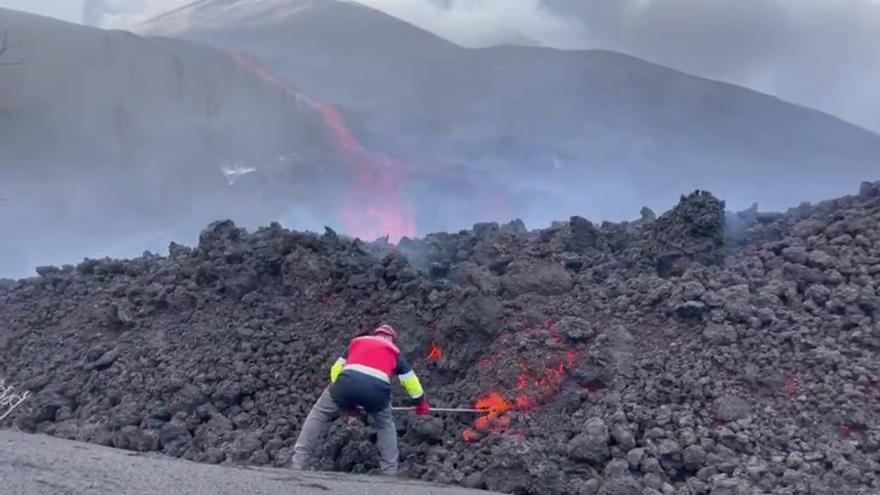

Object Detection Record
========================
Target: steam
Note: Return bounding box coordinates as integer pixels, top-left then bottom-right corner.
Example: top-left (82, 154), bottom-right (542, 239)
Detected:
top-left (359, 0), bottom-right (880, 132)
top-left (82, 0), bottom-right (187, 28)
top-left (80, 0), bottom-right (584, 47)
top-left (350, 0), bottom-right (587, 48)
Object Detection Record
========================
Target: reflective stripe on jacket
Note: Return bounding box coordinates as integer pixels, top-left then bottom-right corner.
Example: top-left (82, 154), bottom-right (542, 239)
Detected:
top-left (329, 335), bottom-right (425, 401)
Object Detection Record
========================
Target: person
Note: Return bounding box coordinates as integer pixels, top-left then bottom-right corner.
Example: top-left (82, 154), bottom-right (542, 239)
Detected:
top-left (290, 324), bottom-right (431, 475)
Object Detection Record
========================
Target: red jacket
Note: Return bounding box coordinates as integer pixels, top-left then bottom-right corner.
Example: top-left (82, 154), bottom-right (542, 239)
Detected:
top-left (329, 335), bottom-right (425, 401)
top-left (344, 336), bottom-right (400, 381)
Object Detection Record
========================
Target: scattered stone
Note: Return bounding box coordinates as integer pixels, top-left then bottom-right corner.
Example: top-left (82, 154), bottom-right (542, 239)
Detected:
top-left (682, 445), bottom-right (708, 471)
top-left (557, 316), bottom-right (596, 343)
top-left (502, 260), bottom-right (573, 296)
top-left (598, 476), bottom-right (643, 495)
top-left (782, 246), bottom-right (809, 264)
top-left (702, 323), bottom-right (739, 345)
top-left (611, 425), bottom-right (637, 451)
top-left (785, 452), bottom-right (804, 469)
top-left (569, 418), bottom-right (611, 464)
top-left (715, 395), bottom-right (751, 422)
top-left (627, 448), bottom-right (646, 469)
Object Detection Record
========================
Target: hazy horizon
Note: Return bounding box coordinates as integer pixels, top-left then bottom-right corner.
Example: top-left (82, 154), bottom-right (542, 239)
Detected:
top-left (1, 1), bottom-right (878, 279)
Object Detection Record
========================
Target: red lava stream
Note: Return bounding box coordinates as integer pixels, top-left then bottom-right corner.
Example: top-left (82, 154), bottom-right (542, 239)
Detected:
top-left (231, 52), bottom-right (415, 242)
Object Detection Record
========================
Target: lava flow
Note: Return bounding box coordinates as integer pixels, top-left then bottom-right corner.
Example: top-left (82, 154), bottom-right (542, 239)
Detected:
top-left (463, 319), bottom-right (580, 442)
top-left (426, 342), bottom-right (443, 363)
top-left (229, 52), bottom-right (416, 242)
top-left (425, 328), bottom-right (444, 363)
top-left (463, 392), bottom-right (513, 443)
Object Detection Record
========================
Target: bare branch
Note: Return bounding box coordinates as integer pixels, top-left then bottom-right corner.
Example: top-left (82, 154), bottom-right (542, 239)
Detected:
top-left (0, 29), bottom-right (21, 66)
top-left (0, 378), bottom-right (31, 422)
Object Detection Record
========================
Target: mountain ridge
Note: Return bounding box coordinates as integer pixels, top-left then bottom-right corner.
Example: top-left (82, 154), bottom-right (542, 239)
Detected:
top-left (142, 0), bottom-right (880, 227)
top-left (0, 6), bottom-right (345, 277)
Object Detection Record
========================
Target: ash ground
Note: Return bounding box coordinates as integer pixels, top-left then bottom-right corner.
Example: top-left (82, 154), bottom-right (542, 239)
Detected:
top-left (0, 430), bottom-right (495, 495)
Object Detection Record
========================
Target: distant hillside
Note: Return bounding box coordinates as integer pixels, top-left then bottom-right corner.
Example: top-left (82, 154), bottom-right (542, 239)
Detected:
top-left (146, 0), bottom-right (880, 224)
top-left (0, 7), bottom-right (344, 277)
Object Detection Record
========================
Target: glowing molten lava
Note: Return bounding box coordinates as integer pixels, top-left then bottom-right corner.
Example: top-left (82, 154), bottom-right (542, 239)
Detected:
top-left (426, 343), bottom-right (443, 363)
top-left (229, 52), bottom-right (416, 242)
top-left (463, 392), bottom-right (513, 442)
top-left (462, 428), bottom-right (479, 444)
top-left (309, 101), bottom-right (416, 242)
top-left (463, 319), bottom-right (583, 443)
top-left (476, 392), bottom-right (512, 416)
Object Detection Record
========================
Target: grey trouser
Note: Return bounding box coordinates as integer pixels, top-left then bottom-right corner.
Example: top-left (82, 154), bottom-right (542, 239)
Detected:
top-left (290, 387), bottom-right (399, 475)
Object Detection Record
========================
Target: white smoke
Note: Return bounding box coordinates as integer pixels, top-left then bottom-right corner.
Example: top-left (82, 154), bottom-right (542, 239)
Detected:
top-left (544, 0), bottom-right (880, 133)
top-left (351, 0), bottom-right (587, 48)
top-left (82, 0), bottom-right (586, 48)
top-left (82, 0), bottom-right (190, 29)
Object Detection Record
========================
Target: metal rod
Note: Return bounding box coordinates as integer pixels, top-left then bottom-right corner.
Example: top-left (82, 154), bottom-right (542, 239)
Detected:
top-left (391, 406), bottom-right (489, 413)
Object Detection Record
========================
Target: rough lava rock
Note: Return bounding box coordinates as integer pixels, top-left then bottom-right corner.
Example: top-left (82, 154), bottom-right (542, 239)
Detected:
top-left (1, 183), bottom-right (879, 495)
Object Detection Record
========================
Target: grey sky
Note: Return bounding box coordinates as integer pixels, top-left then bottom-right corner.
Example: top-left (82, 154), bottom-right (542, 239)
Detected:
top-left (0, 0), bottom-right (81, 23)
top-left (1, 0), bottom-right (878, 133)
top-left (542, 0), bottom-right (880, 134)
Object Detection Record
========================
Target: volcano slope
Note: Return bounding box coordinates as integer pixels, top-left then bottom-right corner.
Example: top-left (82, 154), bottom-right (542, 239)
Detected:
top-left (2, 182), bottom-right (880, 495)
top-left (0, 7), bottom-right (347, 277)
top-left (145, 0), bottom-right (880, 222)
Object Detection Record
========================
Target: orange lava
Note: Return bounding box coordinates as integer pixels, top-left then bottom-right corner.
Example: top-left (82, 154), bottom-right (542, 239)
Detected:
top-left (476, 392), bottom-right (512, 415)
top-left (229, 52), bottom-right (416, 243)
top-left (465, 319), bottom-right (584, 442)
top-left (476, 414), bottom-right (511, 433)
top-left (426, 343), bottom-right (443, 363)
top-left (460, 391), bottom-right (514, 440)
top-left (308, 101), bottom-right (416, 243)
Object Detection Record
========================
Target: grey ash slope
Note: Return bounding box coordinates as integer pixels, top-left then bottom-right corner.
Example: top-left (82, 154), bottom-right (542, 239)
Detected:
top-left (0, 7), bottom-right (341, 278)
top-left (146, 0), bottom-right (880, 223)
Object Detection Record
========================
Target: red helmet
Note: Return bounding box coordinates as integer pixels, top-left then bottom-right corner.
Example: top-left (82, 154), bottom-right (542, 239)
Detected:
top-left (373, 324), bottom-right (398, 342)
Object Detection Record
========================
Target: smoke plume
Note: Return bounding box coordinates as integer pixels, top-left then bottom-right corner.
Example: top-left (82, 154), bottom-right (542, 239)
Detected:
top-left (544, 0), bottom-right (880, 133)
top-left (82, 0), bottom-right (185, 28)
top-left (351, 0), bottom-right (587, 48)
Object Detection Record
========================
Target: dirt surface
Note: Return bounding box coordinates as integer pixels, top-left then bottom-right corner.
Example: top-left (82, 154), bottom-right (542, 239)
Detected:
top-left (2, 182), bottom-right (880, 494)
top-left (0, 430), bottom-right (496, 495)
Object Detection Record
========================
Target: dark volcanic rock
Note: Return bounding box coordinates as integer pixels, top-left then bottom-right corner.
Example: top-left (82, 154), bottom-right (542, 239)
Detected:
top-left (568, 418), bottom-right (611, 464)
top-left (1, 183), bottom-right (879, 495)
top-left (715, 395), bottom-right (751, 422)
top-left (649, 190), bottom-right (726, 277)
top-left (501, 259), bottom-right (573, 296)
top-left (597, 476), bottom-right (643, 495)
top-left (860, 180), bottom-right (880, 198)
